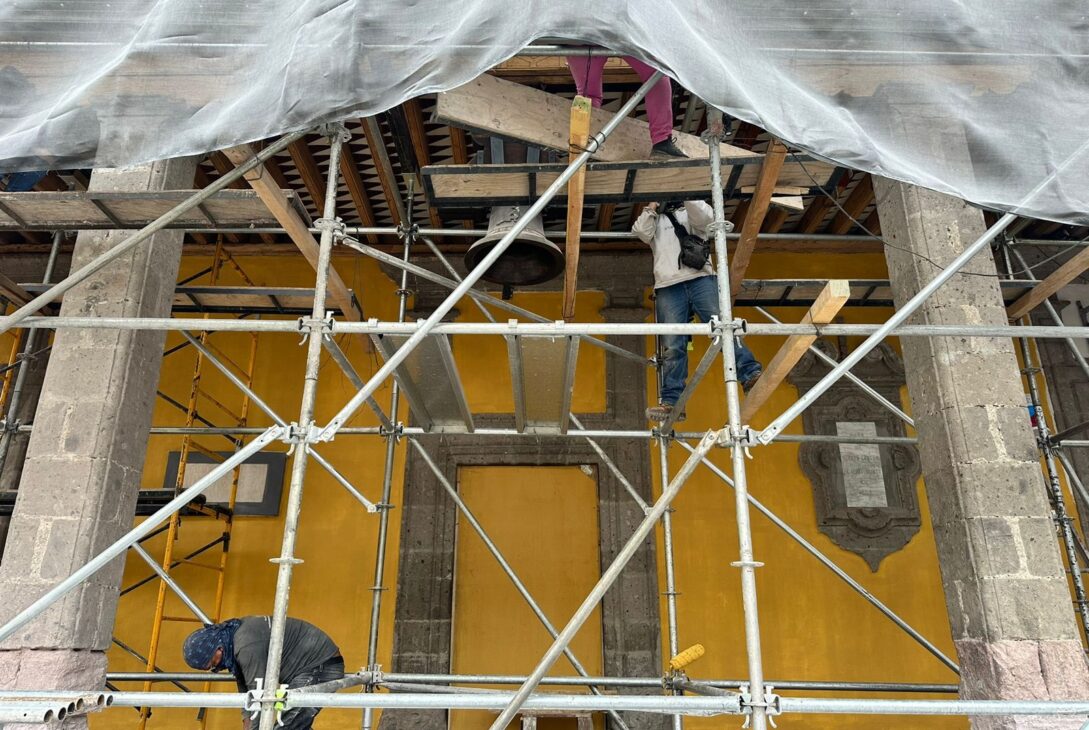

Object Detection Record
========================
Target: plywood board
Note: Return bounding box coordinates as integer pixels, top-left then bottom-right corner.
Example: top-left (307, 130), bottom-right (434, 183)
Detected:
top-left (436, 73), bottom-right (757, 163)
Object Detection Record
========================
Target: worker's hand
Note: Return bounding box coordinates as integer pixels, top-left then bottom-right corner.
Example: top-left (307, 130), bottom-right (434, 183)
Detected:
top-left (647, 202), bottom-right (659, 213)
top-left (242, 716), bottom-right (252, 730)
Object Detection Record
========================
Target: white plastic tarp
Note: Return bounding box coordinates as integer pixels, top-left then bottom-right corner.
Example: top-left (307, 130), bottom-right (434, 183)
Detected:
top-left (1, 0), bottom-right (1087, 223)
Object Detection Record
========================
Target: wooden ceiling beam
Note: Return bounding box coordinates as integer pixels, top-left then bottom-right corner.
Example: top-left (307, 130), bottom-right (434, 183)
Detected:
top-left (288, 139), bottom-right (327, 215)
top-left (826, 174), bottom-right (874, 235)
top-left (360, 117), bottom-right (405, 226)
top-left (403, 99), bottom-right (445, 231)
top-left (339, 143), bottom-right (379, 244)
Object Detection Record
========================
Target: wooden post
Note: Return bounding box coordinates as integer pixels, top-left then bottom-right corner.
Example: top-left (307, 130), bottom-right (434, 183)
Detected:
top-left (740, 279), bottom-right (850, 422)
top-left (563, 95), bottom-right (592, 321)
top-left (729, 140), bottom-right (788, 296)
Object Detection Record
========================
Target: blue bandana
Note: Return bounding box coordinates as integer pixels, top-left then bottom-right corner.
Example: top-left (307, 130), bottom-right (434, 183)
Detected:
top-left (183, 619), bottom-right (242, 673)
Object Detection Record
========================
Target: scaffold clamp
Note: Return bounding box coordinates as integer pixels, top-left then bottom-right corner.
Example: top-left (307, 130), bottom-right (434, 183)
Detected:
top-left (315, 215), bottom-right (346, 241)
top-left (738, 684), bottom-right (781, 728)
top-left (297, 312), bottom-right (335, 342)
top-left (707, 219), bottom-right (735, 236)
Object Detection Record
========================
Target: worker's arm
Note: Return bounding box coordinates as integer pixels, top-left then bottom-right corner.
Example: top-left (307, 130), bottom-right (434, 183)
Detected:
top-left (684, 200), bottom-right (715, 237)
top-left (631, 202), bottom-right (659, 244)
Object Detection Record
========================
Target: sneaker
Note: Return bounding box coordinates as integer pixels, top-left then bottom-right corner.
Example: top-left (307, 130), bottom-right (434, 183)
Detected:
top-left (651, 136), bottom-right (688, 159)
top-left (646, 403), bottom-right (686, 422)
top-left (741, 370), bottom-right (763, 394)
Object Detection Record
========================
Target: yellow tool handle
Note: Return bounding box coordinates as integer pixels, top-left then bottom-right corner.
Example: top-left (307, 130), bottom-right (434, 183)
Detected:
top-left (669, 643), bottom-right (706, 671)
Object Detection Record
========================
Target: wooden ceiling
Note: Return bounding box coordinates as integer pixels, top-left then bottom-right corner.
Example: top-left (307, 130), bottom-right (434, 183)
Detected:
top-left (1, 57), bottom-right (1085, 254)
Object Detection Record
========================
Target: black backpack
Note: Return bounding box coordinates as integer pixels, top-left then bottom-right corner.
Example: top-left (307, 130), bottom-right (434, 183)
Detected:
top-left (663, 209), bottom-right (711, 271)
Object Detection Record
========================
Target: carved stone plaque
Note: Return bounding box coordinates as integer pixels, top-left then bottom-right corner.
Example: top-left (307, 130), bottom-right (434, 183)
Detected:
top-left (788, 341), bottom-right (922, 571)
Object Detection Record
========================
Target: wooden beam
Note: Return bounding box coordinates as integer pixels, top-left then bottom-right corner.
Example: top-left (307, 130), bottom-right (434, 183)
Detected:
top-left (563, 96), bottom-right (592, 322)
top-left (729, 140), bottom-right (788, 295)
top-left (436, 74), bottom-right (757, 163)
top-left (339, 143), bottom-right (379, 244)
top-left (360, 117), bottom-right (405, 226)
top-left (597, 203), bottom-right (616, 231)
top-left (220, 144), bottom-right (362, 324)
top-left (0, 271), bottom-right (36, 308)
top-left (740, 279), bottom-right (851, 422)
top-left (403, 99), bottom-right (445, 232)
top-left (762, 207), bottom-right (790, 233)
top-left (288, 139), bottom-right (327, 214)
top-left (1008, 247), bottom-right (1089, 320)
top-left (449, 127), bottom-right (470, 164)
top-left (801, 196), bottom-right (835, 233)
top-left (826, 175), bottom-right (873, 235)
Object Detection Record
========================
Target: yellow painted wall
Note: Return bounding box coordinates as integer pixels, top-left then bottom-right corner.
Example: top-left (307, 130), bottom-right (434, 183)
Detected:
top-left (93, 249), bottom-right (966, 729)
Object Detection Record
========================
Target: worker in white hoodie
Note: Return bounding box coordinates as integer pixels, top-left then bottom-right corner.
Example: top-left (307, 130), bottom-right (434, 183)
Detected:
top-left (633, 200), bottom-right (762, 422)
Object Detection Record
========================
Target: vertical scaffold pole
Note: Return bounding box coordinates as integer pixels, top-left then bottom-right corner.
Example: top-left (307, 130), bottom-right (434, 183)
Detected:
top-left (360, 181), bottom-right (414, 730)
top-left (258, 125), bottom-right (348, 730)
top-left (658, 437), bottom-right (683, 730)
top-left (705, 108), bottom-right (768, 730)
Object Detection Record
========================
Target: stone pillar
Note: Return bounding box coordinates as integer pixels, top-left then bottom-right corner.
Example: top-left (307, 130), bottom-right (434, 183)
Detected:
top-left (876, 178), bottom-right (1089, 728)
top-left (0, 158), bottom-right (196, 723)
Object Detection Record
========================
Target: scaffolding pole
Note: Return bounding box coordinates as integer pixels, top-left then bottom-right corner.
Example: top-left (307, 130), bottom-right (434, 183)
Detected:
top-left (257, 125), bottom-right (347, 730)
top-left (0, 427), bottom-right (283, 643)
top-left (24, 316), bottom-right (1089, 340)
top-left (360, 180), bottom-right (413, 730)
top-left (319, 71), bottom-right (665, 441)
top-left (705, 108), bottom-right (769, 730)
top-left (658, 438), bottom-right (683, 730)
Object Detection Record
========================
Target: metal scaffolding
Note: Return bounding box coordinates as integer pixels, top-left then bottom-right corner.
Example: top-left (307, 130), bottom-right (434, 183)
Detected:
top-left (2, 79), bottom-right (1089, 730)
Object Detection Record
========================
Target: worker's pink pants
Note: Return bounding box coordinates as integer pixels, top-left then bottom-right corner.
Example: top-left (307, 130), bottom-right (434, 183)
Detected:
top-left (565, 55), bottom-right (674, 144)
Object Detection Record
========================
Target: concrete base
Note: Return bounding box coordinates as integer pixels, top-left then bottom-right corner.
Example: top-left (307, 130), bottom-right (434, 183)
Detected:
top-left (0, 648), bottom-right (106, 729)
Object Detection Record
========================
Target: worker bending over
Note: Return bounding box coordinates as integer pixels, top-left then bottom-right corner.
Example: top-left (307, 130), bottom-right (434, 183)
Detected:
top-left (183, 616), bottom-right (344, 729)
top-left (634, 200), bottom-right (763, 422)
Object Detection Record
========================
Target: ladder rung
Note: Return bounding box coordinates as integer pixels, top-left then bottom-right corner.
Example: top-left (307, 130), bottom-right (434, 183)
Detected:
top-left (162, 615), bottom-right (204, 623)
top-left (201, 340), bottom-right (250, 378)
top-left (187, 441), bottom-right (227, 462)
top-left (196, 388), bottom-right (243, 422)
top-left (175, 558), bottom-right (223, 571)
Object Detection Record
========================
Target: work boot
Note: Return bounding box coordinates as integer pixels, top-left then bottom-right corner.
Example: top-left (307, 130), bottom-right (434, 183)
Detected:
top-left (651, 136), bottom-right (687, 159)
top-left (741, 369), bottom-right (763, 394)
top-left (646, 403), bottom-right (686, 422)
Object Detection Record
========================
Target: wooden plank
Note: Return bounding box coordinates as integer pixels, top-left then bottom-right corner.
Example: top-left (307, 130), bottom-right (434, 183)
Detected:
top-left (740, 185), bottom-right (808, 196)
top-left (221, 144), bottom-right (363, 323)
top-left (741, 280), bottom-right (851, 422)
top-left (770, 195), bottom-right (804, 212)
top-left (436, 74), bottom-right (756, 163)
top-left (730, 140), bottom-right (788, 296)
top-left (563, 96), bottom-right (592, 322)
top-left (1007, 246), bottom-right (1089, 320)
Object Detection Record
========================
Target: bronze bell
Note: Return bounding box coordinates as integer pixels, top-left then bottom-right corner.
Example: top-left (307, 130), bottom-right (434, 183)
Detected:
top-left (464, 205), bottom-right (564, 286)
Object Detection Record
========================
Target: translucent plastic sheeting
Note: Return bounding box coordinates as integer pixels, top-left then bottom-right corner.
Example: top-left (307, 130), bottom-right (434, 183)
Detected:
top-left (1, 1), bottom-right (1087, 223)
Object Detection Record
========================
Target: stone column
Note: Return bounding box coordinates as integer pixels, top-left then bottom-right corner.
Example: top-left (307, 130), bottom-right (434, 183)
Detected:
top-left (0, 158), bottom-right (196, 724)
top-left (876, 178), bottom-right (1089, 728)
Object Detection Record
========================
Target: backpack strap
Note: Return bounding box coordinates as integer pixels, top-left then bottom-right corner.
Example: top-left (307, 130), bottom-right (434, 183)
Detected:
top-left (662, 209), bottom-right (690, 239)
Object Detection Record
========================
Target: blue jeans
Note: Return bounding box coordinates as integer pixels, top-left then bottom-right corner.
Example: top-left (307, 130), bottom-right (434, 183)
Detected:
top-left (655, 276), bottom-right (761, 405)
